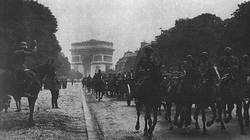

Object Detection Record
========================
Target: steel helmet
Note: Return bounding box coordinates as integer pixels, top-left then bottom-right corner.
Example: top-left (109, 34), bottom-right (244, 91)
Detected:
top-left (200, 51), bottom-right (209, 58)
top-left (224, 47), bottom-right (232, 55)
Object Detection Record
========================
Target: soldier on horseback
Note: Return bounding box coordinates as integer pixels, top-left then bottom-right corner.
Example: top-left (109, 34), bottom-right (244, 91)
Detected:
top-left (218, 47), bottom-right (240, 77)
top-left (8, 41), bottom-right (36, 98)
top-left (134, 45), bottom-right (160, 98)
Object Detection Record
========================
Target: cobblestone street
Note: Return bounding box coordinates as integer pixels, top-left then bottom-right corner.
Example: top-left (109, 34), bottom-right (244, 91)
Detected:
top-left (1, 83), bottom-right (250, 140)
top-left (0, 83), bottom-right (87, 140)
top-left (85, 89), bottom-right (250, 140)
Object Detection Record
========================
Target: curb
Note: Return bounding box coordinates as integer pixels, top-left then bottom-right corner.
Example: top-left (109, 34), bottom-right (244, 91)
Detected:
top-left (80, 88), bottom-right (102, 140)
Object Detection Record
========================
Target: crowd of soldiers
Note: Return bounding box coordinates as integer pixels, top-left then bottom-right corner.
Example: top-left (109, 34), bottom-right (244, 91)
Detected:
top-left (82, 69), bottom-right (135, 99)
top-left (82, 45), bottom-right (250, 134)
top-left (81, 46), bottom-right (250, 101)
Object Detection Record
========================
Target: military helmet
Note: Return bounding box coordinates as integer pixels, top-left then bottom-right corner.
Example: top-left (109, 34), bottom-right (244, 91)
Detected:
top-left (224, 47), bottom-right (232, 55)
top-left (200, 51), bottom-right (209, 58)
top-left (16, 41), bottom-right (28, 50)
top-left (186, 54), bottom-right (193, 60)
top-left (242, 54), bottom-right (249, 61)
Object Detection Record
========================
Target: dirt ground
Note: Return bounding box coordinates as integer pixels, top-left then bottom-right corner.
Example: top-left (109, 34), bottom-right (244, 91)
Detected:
top-left (0, 84), bottom-right (87, 140)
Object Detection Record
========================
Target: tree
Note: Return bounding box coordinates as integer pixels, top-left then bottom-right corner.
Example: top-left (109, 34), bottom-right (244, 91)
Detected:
top-left (54, 52), bottom-right (71, 78)
top-left (68, 70), bottom-right (83, 80)
top-left (0, 0), bottom-right (61, 68)
top-left (155, 13), bottom-right (224, 66)
top-left (223, 1), bottom-right (250, 56)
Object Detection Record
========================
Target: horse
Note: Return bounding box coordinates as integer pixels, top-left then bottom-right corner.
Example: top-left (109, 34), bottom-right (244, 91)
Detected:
top-left (0, 60), bottom-right (56, 125)
top-left (160, 71), bottom-right (184, 130)
top-left (134, 75), bottom-right (162, 137)
top-left (216, 68), bottom-right (245, 134)
top-left (193, 66), bottom-right (220, 133)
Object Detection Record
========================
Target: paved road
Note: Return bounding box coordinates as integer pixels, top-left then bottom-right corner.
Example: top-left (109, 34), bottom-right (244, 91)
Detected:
top-left (85, 89), bottom-right (250, 140)
top-left (0, 83), bottom-right (88, 140)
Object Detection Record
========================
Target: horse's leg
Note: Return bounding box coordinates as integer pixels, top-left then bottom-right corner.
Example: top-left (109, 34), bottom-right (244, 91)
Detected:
top-left (218, 102), bottom-right (226, 130)
top-left (28, 97), bottom-right (36, 125)
top-left (178, 105), bottom-right (185, 128)
top-left (224, 103), bottom-right (234, 123)
top-left (194, 105), bottom-right (200, 130)
top-left (144, 105), bottom-right (149, 136)
top-left (236, 101), bottom-right (245, 134)
top-left (243, 100), bottom-right (249, 127)
top-left (135, 101), bottom-right (141, 130)
top-left (174, 103), bottom-right (180, 126)
top-left (206, 103), bottom-right (217, 127)
top-left (185, 103), bottom-right (192, 127)
top-left (166, 102), bottom-right (174, 130)
top-left (149, 105), bottom-right (158, 136)
top-left (201, 107), bottom-right (207, 133)
top-left (98, 91), bottom-right (101, 101)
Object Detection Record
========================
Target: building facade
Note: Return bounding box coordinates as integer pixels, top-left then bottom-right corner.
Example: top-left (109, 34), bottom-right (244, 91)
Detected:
top-left (70, 39), bottom-right (114, 77)
top-left (115, 51), bottom-right (138, 73)
top-left (115, 41), bottom-right (152, 73)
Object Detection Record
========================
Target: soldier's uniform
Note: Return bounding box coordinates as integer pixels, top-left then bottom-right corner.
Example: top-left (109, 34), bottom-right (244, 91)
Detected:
top-left (197, 52), bottom-right (214, 80)
top-left (240, 54), bottom-right (250, 93)
top-left (218, 47), bottom-right (239, 77)
top-left (44, 76), bottom-right (60, 108)
top-left (240, 54), bottom-right (250, 78)
top-left (8, 42), bottom-right (34, 97)
top-left (134, 46), bottom-right (161, 99)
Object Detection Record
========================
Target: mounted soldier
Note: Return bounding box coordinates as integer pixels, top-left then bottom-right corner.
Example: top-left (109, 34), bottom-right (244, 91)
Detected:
top-left (134, 45), bottom-right (161, 98)
top-left (134, 45), bottom-right (162, 136)
top-left (240, 54), bottom-right (250, 80)
top-left (8, 41), bottom-right (37, 98)
top-left (218, 47), bottom-right (240, 78)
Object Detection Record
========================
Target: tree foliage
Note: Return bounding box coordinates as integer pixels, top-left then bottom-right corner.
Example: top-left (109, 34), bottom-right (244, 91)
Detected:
top-left (154, 1), bottom-right (250, 67)
top-left (54, 53), bottom-right (71, 78)
top-left (0, 0), bottom-right (61, 68)
top-left (155, 13), bottom-right (224, 66)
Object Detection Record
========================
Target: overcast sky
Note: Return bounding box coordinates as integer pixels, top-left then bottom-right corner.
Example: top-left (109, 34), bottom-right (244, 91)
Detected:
top-left (39, 0), bottom-right (247, 63)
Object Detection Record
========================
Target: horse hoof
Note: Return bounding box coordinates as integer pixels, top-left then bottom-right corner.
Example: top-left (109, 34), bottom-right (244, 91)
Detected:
top-left (135, 124), bottom-right (140, 130)
top-left (221, 126), bottom-right (226, 130)
top-left (241, 131), bottom-right (247, 135)
top-left (245, 122), bottom-right (249, 127)
top-left (206, 121), bottom-right (213, 127)
top-left (28, 121), bottom-right (35, 126)
top-left (224, 117), bottom-right (231, 123)
top-left (215, 118), bottom-right (221, 123)
top-left (15, 109), bottom-right (21, 112)
top-left (203, 128), bottom-right (207, 134)
top-left (195, 124), bottom-right (201, 130)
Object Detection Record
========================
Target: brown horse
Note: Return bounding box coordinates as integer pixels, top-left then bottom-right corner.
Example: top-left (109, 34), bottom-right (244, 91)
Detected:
top-left (0, 61), bottom-right (55, 125)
